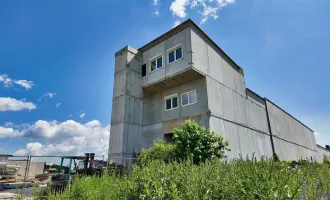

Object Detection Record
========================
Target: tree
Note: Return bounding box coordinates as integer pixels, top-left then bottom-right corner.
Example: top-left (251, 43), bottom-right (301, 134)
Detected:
top-left (173, 120), bottom-right (230, 164)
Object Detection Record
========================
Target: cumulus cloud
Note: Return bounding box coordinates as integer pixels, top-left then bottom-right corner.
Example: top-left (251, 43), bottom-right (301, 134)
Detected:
top-left (170, 0), bottom-right (189, 18)
top-left (0, 74), bottom-right (34, 90)
top-left (0, 126), bottom-right (23, 138)
top-left (80, 113), bottom-right (86, 118)
top-left (153, 0), bottom-right (160, 5)
top-left (3, 122), bottom-right (14, 127)
top-left (10, 119), bottom-right (110, 157)
top-left (168, 0), bottom-right (235, 24)
top-left (0, 97), bottom-right (36, 111)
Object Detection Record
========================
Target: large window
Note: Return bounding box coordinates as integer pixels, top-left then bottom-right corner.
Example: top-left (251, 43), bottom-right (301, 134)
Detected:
top-left (164, 94), bottom-right (179, 111)
top-left (150, 56), bottom-right (163, 72)
top-left (168, 45), bottom-right (183, 64)
top-left (181, 90), bottom-right (197, 106)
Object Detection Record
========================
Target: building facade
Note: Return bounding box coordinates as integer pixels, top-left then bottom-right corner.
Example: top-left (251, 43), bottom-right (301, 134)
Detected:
top-left (109, 19), bottom-right (329, 164)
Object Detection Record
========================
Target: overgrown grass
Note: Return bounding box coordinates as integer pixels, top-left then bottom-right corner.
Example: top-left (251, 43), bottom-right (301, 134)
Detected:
top-left (46, 157), bottom-right (330, 199)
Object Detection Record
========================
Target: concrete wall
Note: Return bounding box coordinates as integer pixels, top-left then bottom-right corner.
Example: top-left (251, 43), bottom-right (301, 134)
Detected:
top-left (265, 100), bottom-right (318, 161)
top-left (109, 46), bottom-right (143, 163)
top-left (190, 29), bottom-right (245, 96)
top-left (206, 77), bottom-right (273, 159)
top-left (316, 145), bottom-right (330, 162)
top-left (142, 28), bottom-right (192, 86)
top-left (7, 161), bottom-right (44, 179)
top-left (141, 77), bottom-right (209, 149)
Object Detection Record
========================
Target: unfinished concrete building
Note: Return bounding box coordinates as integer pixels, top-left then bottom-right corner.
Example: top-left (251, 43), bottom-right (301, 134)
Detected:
top-left (109, 19), bottom-right (329, 164)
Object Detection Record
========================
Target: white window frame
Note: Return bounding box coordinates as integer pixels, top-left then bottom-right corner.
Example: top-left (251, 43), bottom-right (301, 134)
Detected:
top-left (181, 90), bottom-right (197, 107)
top-left (149, 54), bottom-right (164, 73)
top-left (167, 44), bottom-right (183, 65)
top-left (164, 94), bottom-right (179, 111)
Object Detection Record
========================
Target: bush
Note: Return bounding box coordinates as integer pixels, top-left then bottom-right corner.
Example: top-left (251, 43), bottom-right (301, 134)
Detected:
top-left (173, 120), bottom-right (230, 164)
top-left (139, 140), bottom-right (177, 165)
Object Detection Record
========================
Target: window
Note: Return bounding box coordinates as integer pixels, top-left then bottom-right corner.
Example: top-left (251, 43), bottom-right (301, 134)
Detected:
top-left (150, 56), bottom-right (163, 72)
top-left (168, 45), bottom-right (183, 64)
top-left (164, 94), bottom-right (179, 111)
top-left (181, 90), bottom-right (197, 106)
top-left (142, 64), bottom-right (146, 77)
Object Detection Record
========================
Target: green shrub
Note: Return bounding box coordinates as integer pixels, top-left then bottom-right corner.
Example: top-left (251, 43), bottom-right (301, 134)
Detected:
top-left (139, 140), bottom-right (177, 165)
top-left (173, 120), bottom-right (230, 164)
top-left (48, 158), bottom-right (330, 199)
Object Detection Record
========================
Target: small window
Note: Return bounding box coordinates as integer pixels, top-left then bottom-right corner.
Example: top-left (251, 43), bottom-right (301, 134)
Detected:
top-left (151, 56), bottom-right (163, 72)
top-left (181, 90), bottom-right (197, 106)
top-left (164, 94), bottom-right (179, 111)
top-left (142, 64), bottom-right (146, 77)
top-left (168, 46), bottom-right (183, 64)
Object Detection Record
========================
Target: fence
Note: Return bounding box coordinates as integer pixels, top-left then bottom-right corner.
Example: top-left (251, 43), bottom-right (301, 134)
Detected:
top-left (0, 154), bottom-right (105, 199)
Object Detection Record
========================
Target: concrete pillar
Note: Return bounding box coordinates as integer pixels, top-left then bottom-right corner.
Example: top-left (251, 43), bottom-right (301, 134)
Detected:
top-left (109, 46), bottom-right (143, 165)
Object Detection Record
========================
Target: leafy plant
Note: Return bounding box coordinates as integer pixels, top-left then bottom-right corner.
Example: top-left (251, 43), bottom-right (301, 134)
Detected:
top-left (173, 120), bottom-right (230, 164)
top-left (139, 139), bottom-right (177, 165)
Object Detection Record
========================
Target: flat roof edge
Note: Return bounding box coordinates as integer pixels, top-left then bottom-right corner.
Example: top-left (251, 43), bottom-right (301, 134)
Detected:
top-left (137, 19), bottom-right (243, 75)
top-left (264, 98), bottom-right (314, 132)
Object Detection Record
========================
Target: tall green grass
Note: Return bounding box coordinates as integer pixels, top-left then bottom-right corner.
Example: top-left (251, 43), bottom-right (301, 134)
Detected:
top-left (47, 157), bottom-right (330, 200)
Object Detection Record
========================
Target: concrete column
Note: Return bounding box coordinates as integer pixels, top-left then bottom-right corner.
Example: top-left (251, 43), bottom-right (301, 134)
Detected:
top-left (109, 46), bottom-right (143, 165)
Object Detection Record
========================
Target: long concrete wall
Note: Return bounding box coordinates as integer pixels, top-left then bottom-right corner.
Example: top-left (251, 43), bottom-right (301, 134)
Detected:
top-left (316, 145), bottom-right (330, 162)
top-left (265, 100), bottom-right (318, 161)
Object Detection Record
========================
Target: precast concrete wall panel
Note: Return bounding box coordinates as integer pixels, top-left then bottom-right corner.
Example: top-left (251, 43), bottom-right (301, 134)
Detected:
top-left (223, 121), bottom-right (241, 159)
top-left (221, 86), bottom-right (236, 121)
top-left (165, 29), bottom-right (192, 77)
top-left (115, 51), bottom-right (127, 73)
top-left (113, 70), bottom-right (126, 98)
top-left (316, 146), bottom-right (330, 162)
top-left (273, 137), bottom-right (284, 160)
top-left (109, 123), bottom-right (125, 154)
top-left (246, 90), bottom-right (266, 108)
top-left (127, 51), bottom-right (142, 73)
top-left (126, 123), bottom-right (142, 153)
top-left (191, 29), bottom-right (209, 75)
top-left (180, 78), bottom-right (208, 118)
top-left (143, 93), bottom-right (162, 126)
top-left (206, 77), bottom-right (223, 116)
top-left (142, 123), bottom-right (162, 150)
top-left (124, 95), bottom-right (143, 125)
top-left (244, 100), bottom-right (255, 129)
top-left (236, 126), bottom-right (251, 158)
top-left (111, 95), bottom-right (125, 125)
top-left (264, 135), bottom-right (273, 159)
top-left (209, 116), bottom-right (225, 138)
top-left (207, 45), bottom-right (224, 83)
top-left (222, 60), bottom-right (236, 91)
top-left (259, 106), bottom-right (269, 133)
top-left (247, 129), bottom-right (261, 159)
top-left (232, 92), bottom-right (247, 125)
top-left (126, 69), bottom-right (142, 98)
top-left (233, 71), bottom-right (246, 96)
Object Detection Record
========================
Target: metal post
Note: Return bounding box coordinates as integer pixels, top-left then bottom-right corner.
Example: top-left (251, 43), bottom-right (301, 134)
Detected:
top-left (59, 158), bottom-right (64, 173)
top-left (67, 159), bottom-right (73, 181)
top-left (23, 155), bottom-right (31, 198)
top-left (22, 155), bottom-right (30, 199)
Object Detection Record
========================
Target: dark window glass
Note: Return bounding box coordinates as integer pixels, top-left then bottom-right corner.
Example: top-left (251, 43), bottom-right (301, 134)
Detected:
top-left (172, 97), bottom-right (178, 108)
top-left (164, 133), bottom-right (174, 142)
top-left (169, 51), bottom-right (175, 63)
top-left (157, 57), bottom-right (162, 69)
top-left (166, 99), bottom-right (171, 110)
top-left (176, 48), bottom-right (182, 60)
top-left (182, 93), bottom-right (189, 105)
top-left (189, 91), bottom-right (196, 104)
top-left (151, 60), bottom-right (156, 71)
top-left (142, 64), bottom-right (146, 77)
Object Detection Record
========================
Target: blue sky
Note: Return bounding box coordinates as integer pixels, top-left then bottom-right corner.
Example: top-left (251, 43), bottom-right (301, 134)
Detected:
top-left (1, 0), bottom-right (330, 158)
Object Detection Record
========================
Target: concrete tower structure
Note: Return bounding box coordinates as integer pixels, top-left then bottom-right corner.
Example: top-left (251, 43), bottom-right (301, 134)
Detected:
top-left (109, 19), bottom-right (330, 164)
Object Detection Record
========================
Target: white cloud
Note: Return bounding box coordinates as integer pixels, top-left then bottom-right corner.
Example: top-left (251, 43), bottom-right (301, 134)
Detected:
top-left (152, 10), bottom-right (160, 17)
top-left (0, 126), bottom-right (23, 138)
top-left (0, 97), bottom-right (36, 111)
top-left (80, 113), bottom-right (86, 118)
top-left (39, 92), bottom-right (56, 101)
top-left (153, 0), bottom-right (160, 5)
top-left (10, 120), bottom-right (110, 157)
top-left (3, 122), bottom-right (13, 127)
top-left (56, 103), bottom-right (61, 108)
top-left (0, 74), bottom-right (34, 90)
top-left (173, 20), bottom-right (182, 28)
top-left (168, 0), bottom-right (235, 24)
top-left (170, 0), bottom-right (189, 18)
